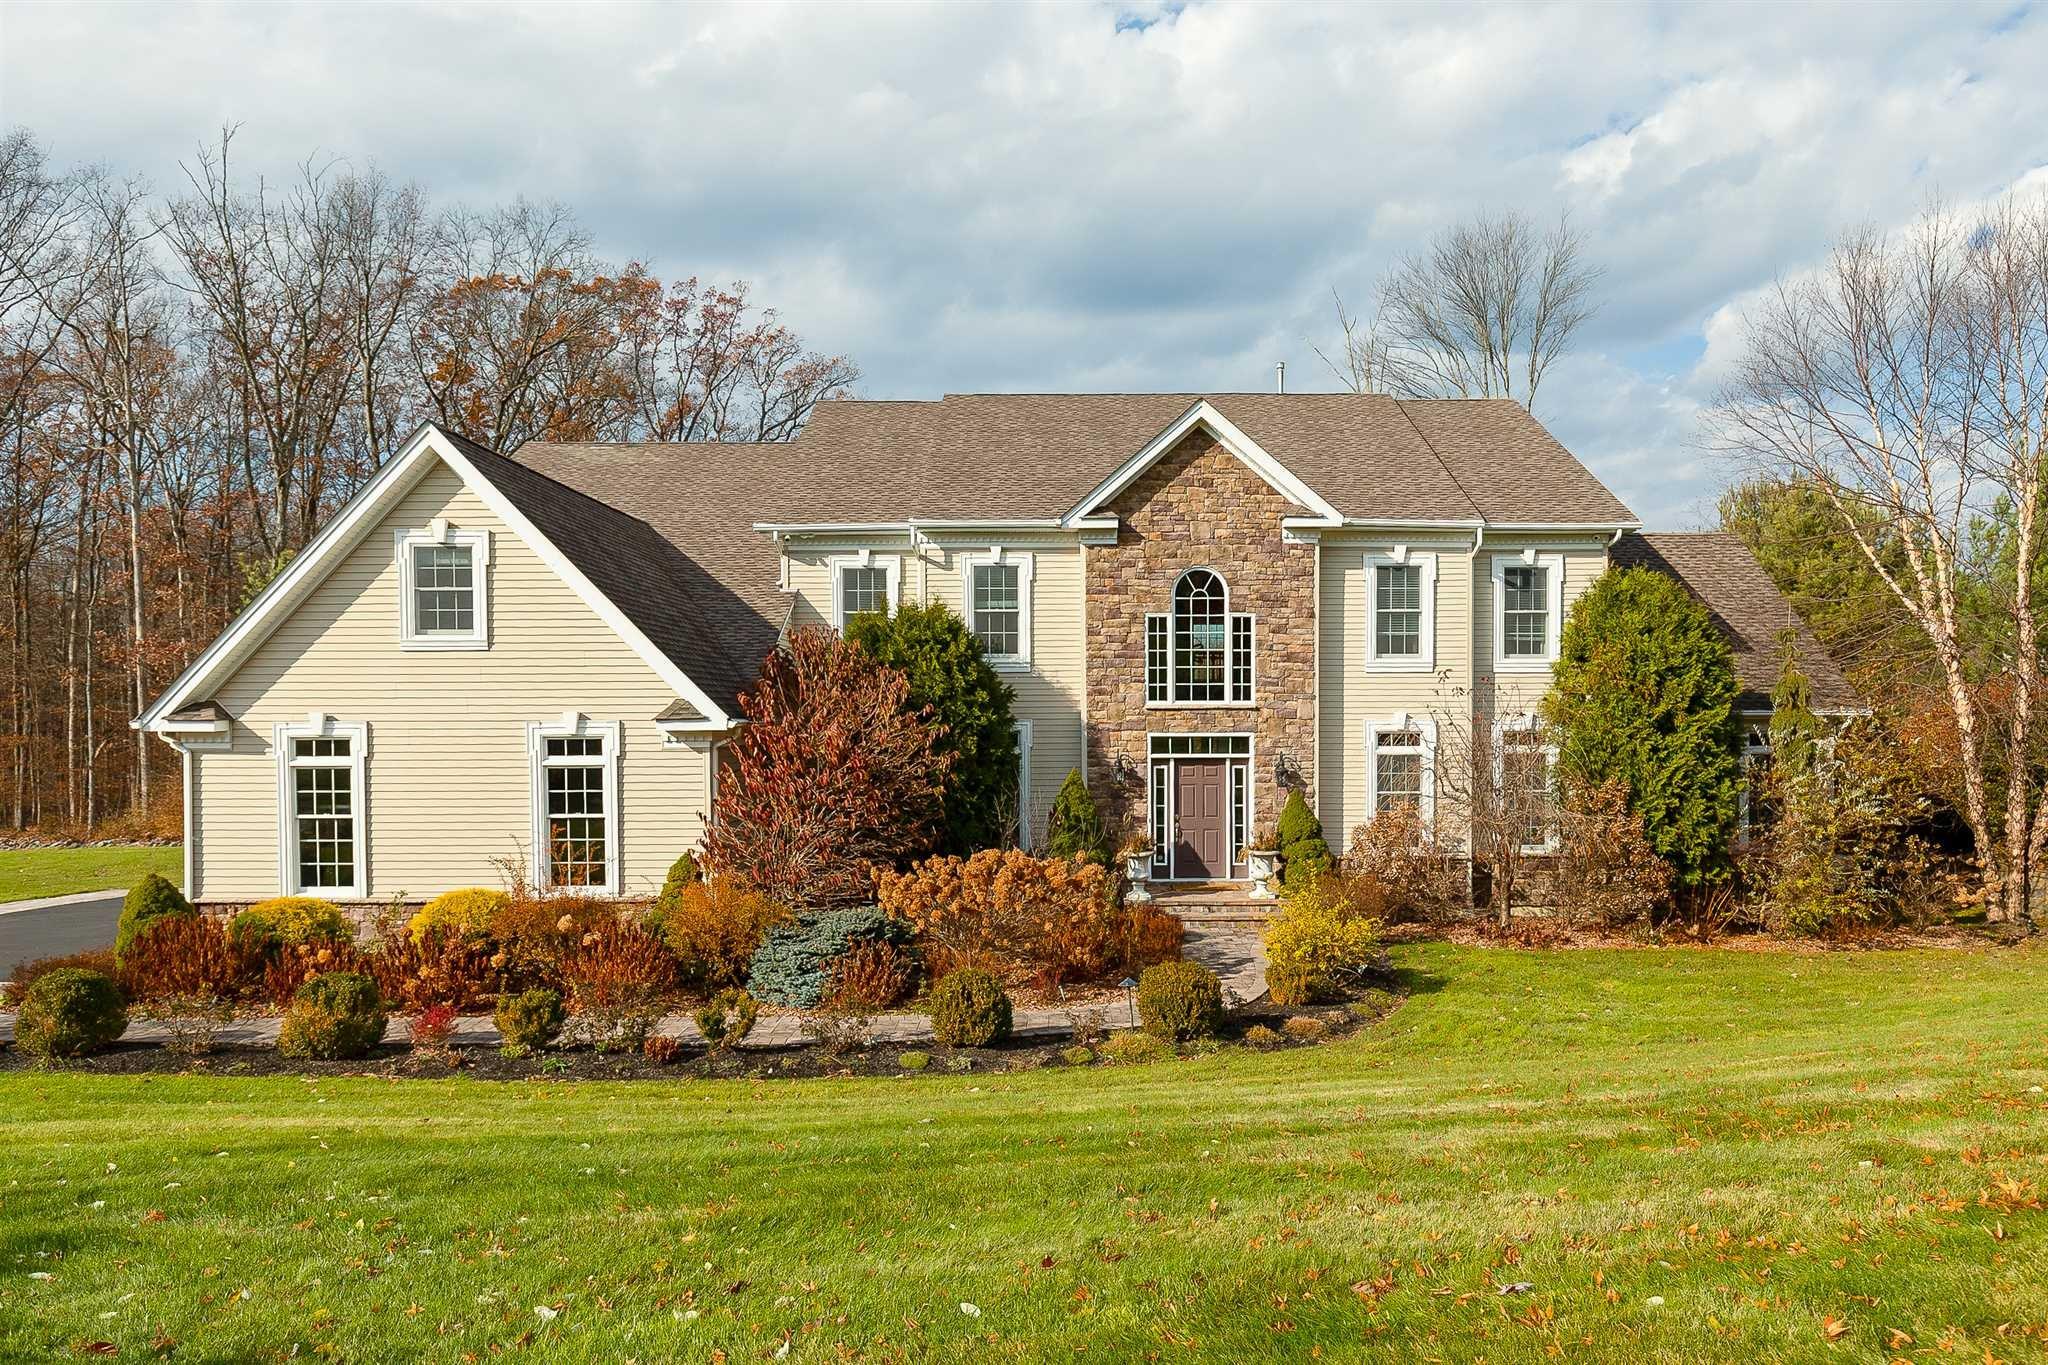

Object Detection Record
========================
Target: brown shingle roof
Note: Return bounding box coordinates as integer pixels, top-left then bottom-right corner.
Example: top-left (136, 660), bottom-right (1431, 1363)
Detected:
top-left (1611, 531), bottom-right (1861, 712)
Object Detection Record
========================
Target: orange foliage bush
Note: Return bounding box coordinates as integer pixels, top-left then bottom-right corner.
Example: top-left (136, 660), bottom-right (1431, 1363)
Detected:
top-left (261, 939), bottom-right (376, 1007)
top-left (824, 938), bottom-right (915, 1009)
top-left (121, 915), bottom-right (261, 1003)
top-left (875, 849), bottom-right (1179, 988)
top-left (367, 928), bottom-right (499, 1012)
top-left (652, 877), bottom-right (790, 989)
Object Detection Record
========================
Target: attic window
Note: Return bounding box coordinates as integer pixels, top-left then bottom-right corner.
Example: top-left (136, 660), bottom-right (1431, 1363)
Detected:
top-left (397, 525), bottom-right (491, 650)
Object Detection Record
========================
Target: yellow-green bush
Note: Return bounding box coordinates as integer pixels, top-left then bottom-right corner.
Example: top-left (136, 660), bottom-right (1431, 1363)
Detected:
top-left (232, 896), bottom-right (350, 950)
top-left (1264, 874), bottom-right (1383, 1005)
top-left (408, 888), bottom-right (509, 942)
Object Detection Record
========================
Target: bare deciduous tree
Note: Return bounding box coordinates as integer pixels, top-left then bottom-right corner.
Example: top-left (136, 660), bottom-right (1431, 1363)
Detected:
top-left (1710, 197), bottom-right (2048, 928)
top-left (1319, 210), bottom-right (1602, 413)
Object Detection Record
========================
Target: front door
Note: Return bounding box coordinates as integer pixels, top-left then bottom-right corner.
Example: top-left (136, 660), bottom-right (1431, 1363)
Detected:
top-left (1173, 758), bottom-right (1229, 879)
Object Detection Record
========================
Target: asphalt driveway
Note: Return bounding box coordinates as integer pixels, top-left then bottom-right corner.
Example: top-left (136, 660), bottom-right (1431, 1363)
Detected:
top-left (0, 890), bottom-right (125, 978)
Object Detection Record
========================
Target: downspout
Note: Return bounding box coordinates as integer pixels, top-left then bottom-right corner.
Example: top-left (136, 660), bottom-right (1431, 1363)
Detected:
top-left (1466, 523), bottom-right (1486, 907)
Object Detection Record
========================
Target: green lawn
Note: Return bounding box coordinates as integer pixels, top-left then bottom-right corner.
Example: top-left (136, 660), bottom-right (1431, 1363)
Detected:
top-left (5, 943), bottom-right (2046, 1362)
top-left (0, 844), bottom-right (180, 902)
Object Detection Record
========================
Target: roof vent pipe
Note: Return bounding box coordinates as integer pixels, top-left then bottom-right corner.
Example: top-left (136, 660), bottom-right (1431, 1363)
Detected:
top-left (1275, 361), bottom-right (1286, 395)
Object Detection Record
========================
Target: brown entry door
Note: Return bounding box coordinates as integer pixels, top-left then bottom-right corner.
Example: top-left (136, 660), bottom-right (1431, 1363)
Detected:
top-left (1173, 759), bottom-right (1229, 879)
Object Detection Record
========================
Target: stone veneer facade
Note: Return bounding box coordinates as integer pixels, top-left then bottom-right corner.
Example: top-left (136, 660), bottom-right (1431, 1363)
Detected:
top-left (1084, 429), bottom-right (1318, 852)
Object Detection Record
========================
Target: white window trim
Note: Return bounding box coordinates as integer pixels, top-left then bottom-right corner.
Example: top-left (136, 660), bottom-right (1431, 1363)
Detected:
top-left (274, 713), bottom-right (369, 899)
top-left (1014, 719), bottom-right (1034, 851)
top-left (527, 713), bottom-right (623, 896)
top-left (1366, 548), bottom-right (1437, 672)
top-left (1491, 550), bottom-right (1564, 673)
top-left (395, 521), bottom-right (492, 651)
top-left (961, 548), bottom-right (1035, 670)
top-left (1366, 713), bottom-right (1438, 825)
top-left (1147, 567), bottom-right (1257, 710)
top-left (827, 552), bottom-right (902, 631)
top-left (1494, 711), bottom-right (1560, 854)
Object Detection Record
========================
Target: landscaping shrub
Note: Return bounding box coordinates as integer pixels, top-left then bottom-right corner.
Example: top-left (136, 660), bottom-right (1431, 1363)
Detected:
top-left (408, 887), bottom-right (510, 942)
top-left (4, 947), bottom-right (119, 1008)
top-left (560, 921), bottom-right (678, 1051)
top-left (651, 877), bottom-right (791, 989)
top-left (1281, 1015), bottom-right (1329, 1041)
top-left (277, 972), bottom-right (387, 1061)
top-left (139, 993), bottom-right (235, 1058)
top-left (1276, 790), bottom-right (1334, 890)
top-left (486, 893), bottom-right (616, 985)
top-left (261, 939), bottom-right (375, 1007)
top-left (694, 988), bottom-right (758, 1051)
top-left (368, 926), bottom-right (498, 1012)
top-left (14, 968), bottom-right (129, 1058)
top-left (1264, 873), bottom-right (1384, 1005)
top-left (230, 896), bottom-right (351, 951)
top-left (408, 1002), bottom-right (460, 1063)
top-left (1059, 1044), bottom-right (1095, 1066)
top-left (1554, 778), bottom-right (1674, 928)
top-left (1242, 1023), bottom-right (1282, 1048)
top-left (1344, 804), bottom-right (1465, 920)
top-left (846, 599), bottom-right (1022, 853)
top-left (642, 1034), bottom-right (683, 1065)
top-left (660, 850), bottom-right (702, 898)
top-left (825, 938), bottom-right (916, 1009)
top-left (897, 1049), bottom-right (931, 1071)
top-left (494, 987), bottom-right (565, 1054)
top-left (747, 906), bottom-right (912, 1009)
top-left (1044, 768), bottom-right (1111, 864)
top-left (1544, 565), bottom-right (1741, 886)
top-left (927, 968), bottom-right (1012, 1047)
top-left (1136, 960), bottom-right (1224, 1041)
top-left (703, 626), bottom-right (951, 908)
top-left (800, 1008), bottom-right (874, 1057)
top-left (876, 847), bottom-right (1177, 988)
top-left (121, 914), bottom-right (259, 1003)
top-left (1099, 1031), bottom-right (1169, 1064)
top-left (115, 872), bottom-right (193, 963)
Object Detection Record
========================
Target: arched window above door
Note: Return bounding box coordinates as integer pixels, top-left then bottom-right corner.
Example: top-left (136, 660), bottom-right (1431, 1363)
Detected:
top-left (1145, 568), bottom-right (1254, 706)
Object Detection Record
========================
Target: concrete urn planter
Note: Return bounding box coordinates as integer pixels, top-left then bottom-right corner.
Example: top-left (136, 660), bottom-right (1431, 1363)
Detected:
top-left (1245, 849), bottom-right (1279, 900)
top-left (1123, 851), bottom-right (1154, 903)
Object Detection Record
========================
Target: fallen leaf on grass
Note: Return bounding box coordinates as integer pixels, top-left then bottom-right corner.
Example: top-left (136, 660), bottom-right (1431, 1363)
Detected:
top-left (1821, 1314), bottom-right (1850, 1342)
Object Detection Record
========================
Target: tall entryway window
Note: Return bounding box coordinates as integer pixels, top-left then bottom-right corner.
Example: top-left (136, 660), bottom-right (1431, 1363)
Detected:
top-left (1148, 733), bottom-right (1252, 880)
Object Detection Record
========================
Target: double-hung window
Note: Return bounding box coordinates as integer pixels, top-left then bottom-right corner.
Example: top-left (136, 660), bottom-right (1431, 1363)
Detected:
top-left (275, 716), bottom-right (368, 898)
top-left (396, 524), bottom-right (490, 649)
top-left (1367, 715), bottom-right (1436, 822)
top-left (1146, 569), bottom-right (1254, 704)
top-left (1499, 722), bottom-right (1558, 852)
top-left (963, 551), bottom-right (1034, 668)
top-left (1492, 553), bottom-right (1563, 670)
top-left (528, 717), bottom-right (622, 894)
top-left (828, 555), bottom-right (900, 631)
top-left (1367, 552), bottom-right (1437, 670)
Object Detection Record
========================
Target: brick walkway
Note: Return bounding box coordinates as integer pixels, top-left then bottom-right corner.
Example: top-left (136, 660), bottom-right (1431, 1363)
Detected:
top-left (0, 928), bottom-right (1268, 1050)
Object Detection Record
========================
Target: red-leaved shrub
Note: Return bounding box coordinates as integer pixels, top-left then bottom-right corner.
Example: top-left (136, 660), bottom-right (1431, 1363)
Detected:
top-left (824, 938), bottom-right (915, 1009)
top-left (703, 626), bottom-right (951, 907)
top-left (559, 922), bottom-right (679, 1051)
top-left (262, 940), bottom-right (376, 1007)
top-left (369, 927), bottom-right (499, 1012)
top-left (5, 947), bottom-right (120, 1007)
top-left (120, 914), bottom-right (261, 1003)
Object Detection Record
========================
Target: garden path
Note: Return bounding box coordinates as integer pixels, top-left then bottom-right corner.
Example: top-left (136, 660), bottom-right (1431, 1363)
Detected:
top-left (0, 929), bottom-right (1269, 1049)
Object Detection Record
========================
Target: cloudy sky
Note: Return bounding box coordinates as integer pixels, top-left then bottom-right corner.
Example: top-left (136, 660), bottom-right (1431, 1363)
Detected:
top-left (4, 0), bottom-right (2043, 526)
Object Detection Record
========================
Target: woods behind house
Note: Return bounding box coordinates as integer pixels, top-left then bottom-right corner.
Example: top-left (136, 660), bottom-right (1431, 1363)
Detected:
top-left (0, 128), bottom-right (857, 832)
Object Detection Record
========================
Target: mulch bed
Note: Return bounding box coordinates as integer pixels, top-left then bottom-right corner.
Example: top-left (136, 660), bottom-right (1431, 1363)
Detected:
top-left (0, 991), bottom-right (1401, 1083)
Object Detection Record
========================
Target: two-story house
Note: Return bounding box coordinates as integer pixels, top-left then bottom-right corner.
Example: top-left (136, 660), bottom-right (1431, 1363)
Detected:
top-left (134, 393), bottom-right (1854, 903)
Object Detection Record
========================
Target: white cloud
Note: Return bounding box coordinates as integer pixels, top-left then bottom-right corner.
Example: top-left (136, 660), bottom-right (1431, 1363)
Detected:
top-left (4, 0), bottom-right (2045, 524)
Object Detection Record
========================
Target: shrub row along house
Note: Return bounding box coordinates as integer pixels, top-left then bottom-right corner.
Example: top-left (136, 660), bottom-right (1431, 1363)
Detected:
top-left (132, 393), bottom-right (1854, 903)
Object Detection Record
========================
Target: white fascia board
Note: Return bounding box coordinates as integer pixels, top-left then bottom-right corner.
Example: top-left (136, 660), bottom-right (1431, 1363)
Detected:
top-left (430, 431), bottom-right (734, 729)
top-left (135, 431), bottom-right (446, 731)
top-left (752, 519), bottom-right (1066, 535)
top-left (1304, 516), bottom-right (1483, 531)
top-left (1061, 399), bottom-right (1343, 528)
top-left (1485, 520), bottom-right (1642, 533)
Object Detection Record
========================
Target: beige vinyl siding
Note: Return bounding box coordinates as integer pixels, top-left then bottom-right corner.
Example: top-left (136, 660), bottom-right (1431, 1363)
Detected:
top-left (780, 532), bottom-right (1087, 847)
top-left (193, 459), bottom-right (710, 902)
top-left (1316, 534), bottom-right (1474, 850)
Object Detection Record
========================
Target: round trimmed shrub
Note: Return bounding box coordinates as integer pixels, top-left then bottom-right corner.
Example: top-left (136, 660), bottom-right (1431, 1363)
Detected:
top-left (116, 873), bottom-right (194, 963)
top-left (14, 968), bottom-right (128, 1058)
top-left (927, 968), bottom-right (1012, 1047)
top-left (1136, 960), bottom-right (1224, 1041)
top-left (277, 971), bottom-right (387, 1060)
top-left (659, 851), bottom-right (702, 901)
top-left (231, 896), bottom-right (350, 951)
top-left (408, 888), bottom-right (510, 942)
top-left (493, 987), bottom-right (565, 1054)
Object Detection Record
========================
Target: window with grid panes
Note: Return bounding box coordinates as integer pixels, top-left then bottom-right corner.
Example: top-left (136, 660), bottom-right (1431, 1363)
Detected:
top-left (1501, 731), bottom-right (1556, 849)
top-left (1501, 565), bottom-right (1550, 658)
top-left (411, 543), bottom-right (474, 634)
top-left (290, 736), bottom-right (355, 890)
top-left (542, 735), bottom-right (609, 887)
top-left (1172, 570), bottom-right (1227, 702)
top-left (1375, 563), bottom-right (1422, 657)
top-left (970, 562), bottom-right (1020, 657)
top-left (1373, 729), bottom-right (1425, 816)
top-left (839, 566), bottom-right (888, 622)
